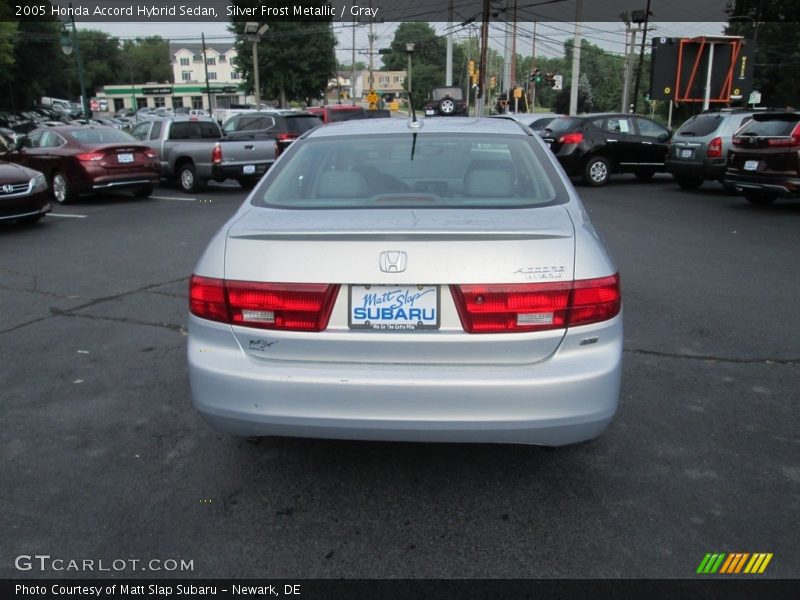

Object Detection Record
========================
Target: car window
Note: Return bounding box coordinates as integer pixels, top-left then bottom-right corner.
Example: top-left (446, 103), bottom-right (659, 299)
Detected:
top-left (222, 117), bottom-right (240, 133)
top-left (431, 87), bottom-right (463, 101)
top-left (635, 118), bottom-right (668, 139)
top-left (677, 115), bottom-right (723, 137)
top-left (130, 123), bottom-right (150, 140)
top-left (24, 131), bottom-right (43, 148)
top-left (528, 117), bottom-right (554, 132)
top-left (282, 116), bottom-right (322, 133)
top-left (604, 117), bottom-right (633, 134)
top-left (328, 109), bottom-right (366, 122)
top-left (256, 134), bottom-right (560, 209)
top-left (736, 115), bottom-right (800, 137)
top-left (66, 128), bottom-right (137, 144)
top-left (149, 121), bottom-right (163, 140)
top-left (39, 131), bottom-right (64, 148)
top-left (544, 117), bottom-right (583, 133)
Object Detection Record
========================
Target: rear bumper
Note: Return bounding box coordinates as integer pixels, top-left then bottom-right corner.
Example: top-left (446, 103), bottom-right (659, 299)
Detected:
top-left (211, 162), bottom-right (273, 181)
top-left (91, 177), bottom-right (158, 191)
top-left (188, 314), bottom-right (623, 446)
top-left (665, 158), bottom-right (725, 180)
top-left (725, 172), bottom-right (800, 196)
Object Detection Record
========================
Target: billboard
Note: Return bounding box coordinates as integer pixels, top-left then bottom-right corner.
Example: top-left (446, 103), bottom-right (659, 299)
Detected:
top-left (650, 36), bottom-right (756, 103)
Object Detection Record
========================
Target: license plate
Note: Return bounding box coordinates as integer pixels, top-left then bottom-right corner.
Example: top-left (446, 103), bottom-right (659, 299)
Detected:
top-left (680, 149), bottom-right (693, 158)
top-left (349, 284), bottom-right (439, 331)
top-left (117, 153), bottom-right (134, 163)
top-left (425, 109), bottom-right (435, 116)
top-left (242, 165), bottom-right (256, 174)
top-left (744, 160), bottom-right (758, 171)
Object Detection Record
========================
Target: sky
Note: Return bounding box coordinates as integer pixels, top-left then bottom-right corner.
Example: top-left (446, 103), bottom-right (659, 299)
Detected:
top-left (79, 21), bottom-right (729, 68)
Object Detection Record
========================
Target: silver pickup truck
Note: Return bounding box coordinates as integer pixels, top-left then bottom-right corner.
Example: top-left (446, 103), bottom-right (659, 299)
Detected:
top-left (129, 117), bottom-right (277, 193)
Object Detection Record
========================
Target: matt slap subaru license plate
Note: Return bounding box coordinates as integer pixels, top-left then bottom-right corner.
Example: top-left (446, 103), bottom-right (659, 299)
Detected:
top-left (349, 284), bottom-right (440, 330)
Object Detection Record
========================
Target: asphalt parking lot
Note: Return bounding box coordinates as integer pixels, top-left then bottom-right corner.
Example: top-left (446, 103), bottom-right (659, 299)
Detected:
top-left (1, 175), bottom-right (798, 579)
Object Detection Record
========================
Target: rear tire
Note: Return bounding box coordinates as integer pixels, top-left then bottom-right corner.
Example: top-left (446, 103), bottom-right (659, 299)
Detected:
top-left (744, 191), bottom-right (777, 206)
top-left (675, 176), bottom-right (703, 190)
top-left (438, 97), bottom-right (456, 116)
top-left (177, 162), bottom-right (204, 194)
top-left (582, 156), bottom-right (611, 186)
top-left (51, 171), bottom-right (76, 204)
top-left (133, 185), bottom-right (154, 198)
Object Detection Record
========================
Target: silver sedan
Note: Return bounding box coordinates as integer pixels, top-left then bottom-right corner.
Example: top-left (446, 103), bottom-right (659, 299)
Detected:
top-left (188, 117), bottom-right (622, 445)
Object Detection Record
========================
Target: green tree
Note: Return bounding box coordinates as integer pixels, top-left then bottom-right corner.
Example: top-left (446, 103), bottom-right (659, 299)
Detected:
top-left (74, 30), bottom-right (123, 94)
top-left (726, 0), bottom-right (800, 107)
top-left (120, 37), bottom-right (172, 84)
top-left (229, 1), bottom-right (336, 106)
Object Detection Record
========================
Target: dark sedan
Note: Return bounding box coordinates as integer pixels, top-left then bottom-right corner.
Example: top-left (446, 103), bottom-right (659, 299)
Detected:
top-left (0, 161), bottom-right (51, 224)
top-left (2, 126), bottom-right (160, 203)
top-left (541, 113), bottom-right (671, 186)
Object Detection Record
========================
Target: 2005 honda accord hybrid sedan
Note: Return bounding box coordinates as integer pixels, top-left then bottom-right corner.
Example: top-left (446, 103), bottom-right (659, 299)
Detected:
top-left (188, 117), bottom-right (622, 445)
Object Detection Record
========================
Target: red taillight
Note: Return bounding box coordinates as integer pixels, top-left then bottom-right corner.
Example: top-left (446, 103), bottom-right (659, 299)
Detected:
top-left (211, 143), bottom-right (222, 164)
top-left (707, 136), bottom-right (722, 157)
top-left (189, 276), bottom-right (340, 332)
top-left (275, 133), bottom-right (297, 157)
top-left (450, 274), bottom-right (620, 334)
top-left (558, 132), bottom-right (584, 145)
top-left (76, 152), bottom-right (104, 162)
top-left (144, 150), bottom-right (158, 159)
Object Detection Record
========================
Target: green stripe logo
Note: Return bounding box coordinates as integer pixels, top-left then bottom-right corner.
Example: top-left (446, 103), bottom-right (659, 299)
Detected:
top-left (697, 552), bottom-right (773, 574)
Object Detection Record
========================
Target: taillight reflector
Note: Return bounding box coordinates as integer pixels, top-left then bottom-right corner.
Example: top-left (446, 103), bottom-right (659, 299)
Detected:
top-left (144, 150), bottom-right (158, 159)
top-left (189, 276), bottom-right (339, 332)
top-left (450, 274), bottom-right (620, 334)
top-left (558, 132), bottom-right (584, 145)
top-left (707, 136), bottom-right (722, 157)
top-left (76, 152), bottom-right (104, 162)
top-left (211, 143), bottom-right (222, 164)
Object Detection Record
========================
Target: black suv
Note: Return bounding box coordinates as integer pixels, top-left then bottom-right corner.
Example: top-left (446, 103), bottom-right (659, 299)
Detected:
top-left (424, 87), bottom-right (467, 117)
top-left (221, 110), bottom-right (323, 155)
top-left (725, 112), bottom-right (800, 205)
top-left (541, 113), bottom-right (671, 186)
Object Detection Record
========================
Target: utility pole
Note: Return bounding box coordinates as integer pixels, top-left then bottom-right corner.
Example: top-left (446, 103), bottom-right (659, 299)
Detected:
top-left (351, 16), bottom-right (357, 105)
top-left (446, 0), bottom-right (454, 86)
top-left (201, 33), bottom-right (213, 115)
top-left (502, 1), bottom-right (512, 106)
top-left (530, 21), bottom-right (537, 110)
top-left (476, 0), bottom-right (490, 116)
top-left (631, 0), bottom-right (652, 113)
top-left (620, 15), bottom-right (639, 113)
top-left (569, 0), bottom-right (583, 116)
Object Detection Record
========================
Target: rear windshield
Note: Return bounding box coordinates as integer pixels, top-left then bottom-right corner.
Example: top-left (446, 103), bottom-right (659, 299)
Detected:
top-left (677, 115), bottom-right (724, 137)
top-left (543, 117), bottom-right (582, 133)
top-left (169, 121), bottom-right (220, 140)
top-left (328, 109), bottom-right (365, 123)
top-left (255, 133), bottom-right (560, 209)
top-left (284, 115), bottom-right (323, 132)
top-left (66, 128), bottom-right (136, 144)
top-left (431, 87), bottom-right (463, 101)
top-left (736, 115), bottom-right (800, 137)
top-left (529, 117), bottom-right (555, 132)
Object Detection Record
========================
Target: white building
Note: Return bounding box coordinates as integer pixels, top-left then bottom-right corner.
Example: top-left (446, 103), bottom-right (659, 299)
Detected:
top-left (170, 43), bottom-right (242, 87)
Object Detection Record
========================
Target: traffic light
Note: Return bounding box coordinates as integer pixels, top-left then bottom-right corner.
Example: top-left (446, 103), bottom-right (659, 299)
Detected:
top-left (471, 68), bottom-right (479, 86)
top-left (545, 72), bottom-right (556, 87)
top-left (468, 60), bottom-right (475, 76)
top-left (530, 68), bottom-right (542, 84)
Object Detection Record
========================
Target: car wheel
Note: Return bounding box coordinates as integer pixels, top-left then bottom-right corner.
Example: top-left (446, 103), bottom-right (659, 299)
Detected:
top-left (675, 176), bottom-right (703, 190)
top-left (635, 169), bottom-right (655, 181)
top-left (51, 171), bottom-right (76, 204)
top-left (178, 162), bottom-right (203, 194)
top-left (582, 156), bottom-right (611, 186)
top-left (133, 184), bottom-right (154, 198)
top-left (438, 98), bottom-right (456, 116)
top-left (744, 191), bottom-right (777, 206)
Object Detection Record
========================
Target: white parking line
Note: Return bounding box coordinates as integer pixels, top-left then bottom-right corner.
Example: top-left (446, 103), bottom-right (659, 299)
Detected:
top-left (48, 213), bottom-right (87, 219)
top-left (151, 195), bottom-right (197, 202)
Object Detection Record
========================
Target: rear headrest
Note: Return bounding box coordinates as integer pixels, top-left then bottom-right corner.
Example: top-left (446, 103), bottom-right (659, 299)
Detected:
top-left (317, 170), bottom-right (369, 198)
top-left (464, 168), bottom-right (514, 197)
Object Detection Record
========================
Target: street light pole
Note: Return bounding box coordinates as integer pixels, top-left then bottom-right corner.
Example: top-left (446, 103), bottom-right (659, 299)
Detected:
top-left (406, 43), bottom-right (415, 106)
top-left (244, 23), bottom-right (269, 108)
top-left (60, 2), bottom-right (89, 119)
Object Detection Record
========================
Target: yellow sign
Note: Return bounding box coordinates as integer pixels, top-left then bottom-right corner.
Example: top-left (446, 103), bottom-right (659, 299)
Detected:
top-left (366, 91), bottom-right (379, 105)
top-left (513, 87), bottom-right (522, 99)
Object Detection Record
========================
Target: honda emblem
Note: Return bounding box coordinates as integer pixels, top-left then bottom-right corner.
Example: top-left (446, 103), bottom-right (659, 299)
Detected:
top-left (379, 251), bottom-right (407, 273)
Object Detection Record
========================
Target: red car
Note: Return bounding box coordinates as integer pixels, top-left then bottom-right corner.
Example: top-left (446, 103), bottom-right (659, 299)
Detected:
top-left (0, 161), bottom-right (51, 224)
top-left (2, 126), bottom-right (160, 203)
